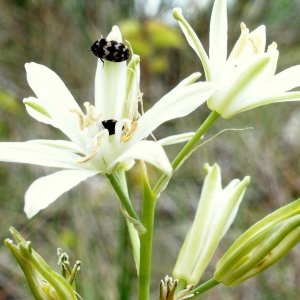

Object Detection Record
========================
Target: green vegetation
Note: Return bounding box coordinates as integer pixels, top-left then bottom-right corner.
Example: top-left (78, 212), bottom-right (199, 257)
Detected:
top-left (0, 0), bottom-right (299, 299)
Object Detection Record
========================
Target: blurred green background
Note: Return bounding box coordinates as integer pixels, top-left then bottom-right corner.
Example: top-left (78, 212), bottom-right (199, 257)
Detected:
top-left (0, 0), bottom-right (300, 299)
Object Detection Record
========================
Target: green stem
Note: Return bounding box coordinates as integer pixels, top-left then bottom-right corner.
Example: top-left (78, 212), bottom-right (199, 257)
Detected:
top-left (153, 111), bottom-right (220, 194)
top-left (138, 163), bottom-right (156, 300)
top-left (106, 172), bottom-right (144, 232)
top-left (186, 278), bottom-right (220, 298)
top-left (117, 218), bottom-right (132, 300)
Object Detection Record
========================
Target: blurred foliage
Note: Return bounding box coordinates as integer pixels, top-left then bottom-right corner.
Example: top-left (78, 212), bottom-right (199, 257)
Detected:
top-left (0, 0), bottom-right (300, 299)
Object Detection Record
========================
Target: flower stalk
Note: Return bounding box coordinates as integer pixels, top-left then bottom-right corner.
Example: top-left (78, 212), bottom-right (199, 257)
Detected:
top-left (154, 111), bottom-right (220, 195)
top-left (106, 172), bottom-right (145, 233)
top-left (138, 162), bottom-right (157, 300)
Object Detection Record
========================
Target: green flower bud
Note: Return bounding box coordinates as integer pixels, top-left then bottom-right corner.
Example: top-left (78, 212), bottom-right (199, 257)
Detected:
top-left (214, 199), bottom-right (300, 286)
top-left (4, 227), bottom-right (78, 300)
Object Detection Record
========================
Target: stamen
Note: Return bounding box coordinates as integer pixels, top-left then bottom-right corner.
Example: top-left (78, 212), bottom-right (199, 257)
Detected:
top-left (69, 109), bottom-right (85, 130)
top-left (70, 102), bottom-right (100, 131)
top-left (121, 121), bottom-right (138, 142)
top-left (83, 102), bottom-right (100, 122)
top-left (76, 130), bottom-right (107, 163)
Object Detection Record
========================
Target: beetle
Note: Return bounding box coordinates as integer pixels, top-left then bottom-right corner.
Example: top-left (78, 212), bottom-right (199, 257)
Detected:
top-left (91, 38), bottom-right (130, 62)
top-left (101, 119), bottom-right (118, 135)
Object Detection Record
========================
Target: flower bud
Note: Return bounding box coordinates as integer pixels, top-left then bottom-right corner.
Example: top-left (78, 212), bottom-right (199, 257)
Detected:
top-left (214, 199), bottom-right (300, 286)
top-left (5, 227), bottom-right (78, 299)
top-left (173, 163), bottom-right (250, 285)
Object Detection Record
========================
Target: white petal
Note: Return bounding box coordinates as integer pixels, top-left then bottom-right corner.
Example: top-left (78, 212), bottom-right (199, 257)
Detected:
top-left (248, 25), bottom-right (266, 54)
top-left (227, 23), bottom-right (249, 66)
top-left (268, 65), bottom-right (300, 93)
top-left (24, 169), bottom-right (97, 218)
top-left (107, 25), bottom-right (123, 42)
top-left (95, 59), bottom-right (127, 120)
top-left (209, 0), bottom-right (228, 80)
top-left (209, 55), bottom-right (271, 118)
top-left (158, 132), bottom-right (195, 146)
top-left (23, 97), bottom-right (54, 126)
top-left (25, 62), bottom-right (82, 143)
top-left (27, 139), bottom-right (85, 153)
top-left (133, 81), bottom-right (215, 141)
top-left (242, 91), bottom-right (300, 113)
top-left (173, 72), bottom-right (201, 88)
top-left (124, 54), bottom-right (141, 120)
top-left (110, 140), bottom-right (172, 175)
top-left (94, 27), bottom-right (127, 120)
top-left (173, 8), bottom-right (211, 79)
top-left (0, 140), bottom-right (85, 169)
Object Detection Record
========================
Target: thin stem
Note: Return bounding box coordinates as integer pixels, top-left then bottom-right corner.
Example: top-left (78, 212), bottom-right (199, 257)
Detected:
top-left (106, 172), bottom-right (144, 232)
top-left (117, 170), bottom-right (140, 273)
top-left (153, 111), bottom-right (220, 194)
top-left (185, 278), bottom-right (220, 299)
top-left (138, 163), bottom-right (156, 300)
top-left (117, 218), bottom-right (133, 300)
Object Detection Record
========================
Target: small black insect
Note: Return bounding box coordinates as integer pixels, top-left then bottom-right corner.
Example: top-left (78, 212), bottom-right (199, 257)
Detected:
top-left (91, 38), bottom-right (130, 62)
top-left (102, 119), bottom-right (118, 135)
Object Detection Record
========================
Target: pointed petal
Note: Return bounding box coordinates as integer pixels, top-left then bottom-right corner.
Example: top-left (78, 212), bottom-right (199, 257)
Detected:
top-left (209, 0), bottom-right (228, 79)
top-left (248, 25), bottom-right (266, 54)
top-left (124, 54), bottom-right (141, 120)
top-left (173, 164), bottom-right (250, 284)
top-left (268, 65), bottom-right (300, 93)
top-left (24, 169), bottom-right (97, 218)
top-left (0, 140), bottom-right (85, 169)
top-left (23, 97), bottom-right (54, 125)
top-left (227, 23), bottom-right (249, 66)
top-left (95, 26), bottom-right (127, 120)
top-left (173, 8), bottom-right (211, 79)
top-left (25, 62), bottom-right (82, 143)
top-left (208, 55), bottom-right (271, 118)
top-left (110, 140), bottom-right (172, 175)
top-left (158, 132), bottom-right (195, 146)
top-left (244, 91), bottom-right (300, 113)
top-left (134, 80), bottom-right (215, 141)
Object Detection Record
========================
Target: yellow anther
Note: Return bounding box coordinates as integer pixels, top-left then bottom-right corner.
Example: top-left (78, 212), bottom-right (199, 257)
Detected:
top-left (121, 121), bottom-right (138, 142)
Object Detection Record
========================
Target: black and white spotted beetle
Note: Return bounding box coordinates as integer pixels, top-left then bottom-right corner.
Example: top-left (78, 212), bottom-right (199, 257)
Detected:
top-left (91, 38), bottom-right (130, 62)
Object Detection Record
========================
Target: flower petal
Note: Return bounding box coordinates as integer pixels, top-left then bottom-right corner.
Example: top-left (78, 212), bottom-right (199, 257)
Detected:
top-left (23, 97), bottom-right (54, 126)
top-left (208, 55), bottom-right (271, 118)
top-left (133, 80), bottom-right (215, 141)
top-left (267, 65), bottom-right (300, 93)
top-left (110, 140), bottom-right (172, 175)
top-left (95, 26), bottom-right (127, 120)
top-left (173, 8), bottom-right (211, 79)
top-left (158, 132), bottom-right (195, 146)
top-left (124, 54), bottom-right (141, 120)
top-left (173, 164), bottom-right (250, 285)
top-left (243, 91), bottom-right (300, 113)
top-left (25, 62), bottom-right (82, 143)
top-left (209, 0), bottom-right (228, 80)
top-left (24, 169), bottom-right (97, 218)
top-left (0, 140), bottom-right (85, 169)
top-left (248, 25), bottom-right (266, 54)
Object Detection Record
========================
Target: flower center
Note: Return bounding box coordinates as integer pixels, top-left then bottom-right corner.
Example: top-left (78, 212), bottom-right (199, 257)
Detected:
top-left (71, 102), bottom-right (139, 164)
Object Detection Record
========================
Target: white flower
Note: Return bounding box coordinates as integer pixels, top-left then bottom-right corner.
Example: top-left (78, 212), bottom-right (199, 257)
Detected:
top-left (174, 0), bottom-right (300, 118)
top-left (173, 163), bottom-right (250, 285)
top-left (0, 26), bottom-right (214, 218)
